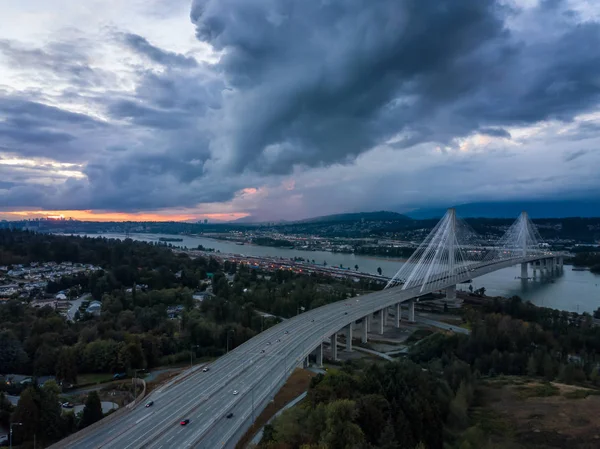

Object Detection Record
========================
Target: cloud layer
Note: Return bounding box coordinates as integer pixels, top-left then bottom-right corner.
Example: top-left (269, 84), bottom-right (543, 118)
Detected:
top-left (1, 0), bottom-right (600, 220)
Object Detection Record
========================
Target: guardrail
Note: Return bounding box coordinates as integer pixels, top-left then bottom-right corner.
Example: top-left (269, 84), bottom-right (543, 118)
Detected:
top-left (47, 378), bottom-right (146, 449)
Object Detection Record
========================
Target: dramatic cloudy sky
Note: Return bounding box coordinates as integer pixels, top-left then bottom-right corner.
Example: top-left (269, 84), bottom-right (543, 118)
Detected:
top-left (1, 0), bottom-right (600, 222)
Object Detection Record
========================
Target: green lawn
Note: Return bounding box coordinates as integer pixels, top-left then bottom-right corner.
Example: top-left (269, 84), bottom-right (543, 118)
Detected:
top-left (76, 373), bottom-right (115, 386)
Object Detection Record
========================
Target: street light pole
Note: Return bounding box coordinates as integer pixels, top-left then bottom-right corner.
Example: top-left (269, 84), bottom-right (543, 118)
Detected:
top-left (10, 422), bottom-right (22, 449)
top-left (133, 369), bottom-right (138, 402)
top-left (226, 329), bottom-right (235, 354)
top-left (190, 345), bottom-right (199, 370)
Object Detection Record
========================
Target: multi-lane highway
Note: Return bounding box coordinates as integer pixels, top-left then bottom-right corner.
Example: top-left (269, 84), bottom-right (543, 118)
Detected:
top-left (61, 254), bottom-right (554, 449)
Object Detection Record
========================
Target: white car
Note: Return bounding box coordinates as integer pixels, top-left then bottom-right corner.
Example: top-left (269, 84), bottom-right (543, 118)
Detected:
top-left (233, 390), bottom-right (238, 395)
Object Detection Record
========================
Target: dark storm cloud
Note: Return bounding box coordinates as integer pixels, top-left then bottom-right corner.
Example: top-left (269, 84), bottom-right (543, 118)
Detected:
top-left (564, 149), bottom-right (589, 162)
top-left (479, 128), bottom-right (511, 139)
top-left (3, 0), bottom-right (600, 216)
top-left (190, 0), bottom-right (600, 175)
top-left (0, 95), bottom-right (111, 159)
top-left (121, 33), bottom-right (199, 68)
top-left (0, 39), bottom-right (110, 87)
top-left (108, 99), bottom-right (195, 129)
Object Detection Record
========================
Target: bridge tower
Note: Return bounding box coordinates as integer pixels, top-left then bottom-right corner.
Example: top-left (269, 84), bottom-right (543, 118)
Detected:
top-left (520, 211), bottom-right (529, 279)
top-left (446, 208), bottom-right (457, 301)
top-left (385, 207), bottom-right (476, 304)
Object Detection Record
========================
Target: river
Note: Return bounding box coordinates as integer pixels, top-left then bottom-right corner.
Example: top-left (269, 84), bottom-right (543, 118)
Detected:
top-left (79, 233), bottom-right (600, 314)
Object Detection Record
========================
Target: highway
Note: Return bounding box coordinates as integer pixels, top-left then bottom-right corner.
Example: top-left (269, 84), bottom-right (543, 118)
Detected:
top-left (61, 254), bottom-right (554, 449)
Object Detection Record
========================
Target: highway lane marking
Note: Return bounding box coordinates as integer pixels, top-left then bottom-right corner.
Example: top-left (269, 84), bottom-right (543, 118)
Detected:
top-left (70, 282), bottom-right (486, 448)
top-left (84, 317), bottom-right (326, 448)
top-left (135, 412), bottom-right (154, 424)
top-left (166, 435), bottom-right (175, 442)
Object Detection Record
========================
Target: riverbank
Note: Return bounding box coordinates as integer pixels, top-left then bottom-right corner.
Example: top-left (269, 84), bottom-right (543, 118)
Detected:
top-left (71, 232), bottom-right (600, 314)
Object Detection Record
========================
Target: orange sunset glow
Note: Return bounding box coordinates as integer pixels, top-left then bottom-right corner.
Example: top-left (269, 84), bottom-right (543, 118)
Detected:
top-left (2, 210), bottom-right (250, 222)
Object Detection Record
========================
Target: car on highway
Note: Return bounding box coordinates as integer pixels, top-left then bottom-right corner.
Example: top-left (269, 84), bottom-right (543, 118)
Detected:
top-left (285, 330), bottom-right (289, 334)
top-left (145, 401), bottom-right (154, 407)
top-left (180, 419), bottom-right (190, 426)
top-left (202, 367), bottom-right (209, 372)
top-left (276, 339), bottom-right (281, 342)
top-left (226, 412), bottom-right (233, 419)
top-left (61, 402), bottom-right (74, 408)
top-left (233, 390), bottom-right (238, 395)
top-left (260, 349), bottom-right (265, 353)
top-left (266, 341), bottom-right (271, 345)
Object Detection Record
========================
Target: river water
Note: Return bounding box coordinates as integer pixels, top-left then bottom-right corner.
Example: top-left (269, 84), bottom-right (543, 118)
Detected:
top-left (82, 233), bottom-right (600, 314)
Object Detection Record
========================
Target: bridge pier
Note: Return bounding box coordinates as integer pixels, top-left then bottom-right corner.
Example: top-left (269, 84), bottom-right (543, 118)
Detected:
top-left (395, 303), bottom-right (401, 328)
top-left (330, 333), bottom-right (338, 361)
top-left (368, 313), bottom-right (373, 332)
top-left (520, 262), bottom-right (528, 279)
top-left (345, 324), bottom-right (353, 352)
top-left (378, 310), bottom-right (384, 334)
top-left (361, 317), bottom-right (368, 343)
top-left (382, 308), bottom-right (387, 326)
top-left (445, 285), bottom-right (457, 301)
top-left (316, 342), bottom-right (323, 367)
top-left (408, 300), bottom-right (415, 323)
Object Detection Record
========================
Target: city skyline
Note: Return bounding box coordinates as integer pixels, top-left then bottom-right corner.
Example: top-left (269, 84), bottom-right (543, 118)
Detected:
top-left (2, 0), bottom-right (600, 222)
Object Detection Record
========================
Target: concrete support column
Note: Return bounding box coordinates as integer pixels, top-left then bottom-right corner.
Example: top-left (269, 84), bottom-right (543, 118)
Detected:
top-left (395, 303), bottom-right (401, 328)
top-left (345, 324), bottom-right (353, 352)
top-left (316, 342), bottom-right (323, 367)
top-left (520, 262), bottom-right (528, 279)
top-left (378, 310), bottom-right (384, 334)
top-left (558, 256), bottom-right (564, 268)
top-left (446, 284), bottom-right (457, 301)
top-left (303, 356), bottom-right (309, 369)
top-left (382, 308), bottom-right (387, 326)
top-left (408, 300), bottom-right (415, 323)
top-left (331, 332), bottom-right (338, 361)
top-left (368, 313), bottom-right (373, 332)
top-left (361, 317), bottom-right (368, 343)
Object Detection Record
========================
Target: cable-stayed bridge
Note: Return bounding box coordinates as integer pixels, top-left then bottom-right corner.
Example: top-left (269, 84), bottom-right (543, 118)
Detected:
top-left (56, 210), bottom-right (564, 449)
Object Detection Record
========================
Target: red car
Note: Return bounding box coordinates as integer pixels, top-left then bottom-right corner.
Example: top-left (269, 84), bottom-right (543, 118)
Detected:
top-left (180, 419), bottom-right (190, 426)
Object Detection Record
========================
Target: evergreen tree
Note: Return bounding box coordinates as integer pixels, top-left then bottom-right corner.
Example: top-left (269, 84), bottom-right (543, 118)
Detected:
top-left (526, 354), bottom-right (538, 377)
top-left (80, 391), bottom-right (103, 429)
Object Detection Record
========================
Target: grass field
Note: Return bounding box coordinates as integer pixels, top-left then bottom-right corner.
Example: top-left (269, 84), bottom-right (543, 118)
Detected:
top-left (463, 378), bottom-right (600, 448)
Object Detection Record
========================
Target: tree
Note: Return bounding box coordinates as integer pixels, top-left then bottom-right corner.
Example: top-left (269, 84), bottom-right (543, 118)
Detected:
top-left (377, 267), bottom-right (382, 276)
top-left (0, 392), bottom-right (13, 429)
top-left (354, 265), bottom-right (359, 271)
top-left (0, 330), bottom-right (28, 373)
top-left (379, 420), bottom-right (399, 449)
top-left (447, 381), bottom-right (470, 429)
top-left (56, 348), bottom-right (78, 385)
top-left (80, 391), bottom-right (103, 429)
top-left (12, 387), bottom-right (41, 442)
top-left (320, 400), bottom-right (364, 449)
top-left (356, 394), bottom-right (390, 444)
top-left (526, 355), bottom-right (538, 377)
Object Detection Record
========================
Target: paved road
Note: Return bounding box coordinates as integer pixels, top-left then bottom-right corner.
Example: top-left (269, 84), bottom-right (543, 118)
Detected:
top-left (67, 293), bottom-right (91, 321)
top-left (415, 315), bottom-right (471, 335)
top-left (60, 255), bottom-right (550, 449)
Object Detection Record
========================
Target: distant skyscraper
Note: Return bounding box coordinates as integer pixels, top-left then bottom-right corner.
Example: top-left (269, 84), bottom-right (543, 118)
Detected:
top-left (204, 219), bottom-right (208, 224)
